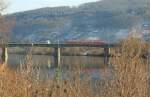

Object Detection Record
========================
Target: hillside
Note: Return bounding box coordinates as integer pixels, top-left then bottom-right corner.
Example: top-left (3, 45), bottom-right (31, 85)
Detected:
top-left (6, 0), bottom-right (150, 43)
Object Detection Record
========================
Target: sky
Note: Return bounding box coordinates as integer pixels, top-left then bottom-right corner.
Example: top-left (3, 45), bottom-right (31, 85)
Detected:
top-left (5, 0), bottom-right (99, 14)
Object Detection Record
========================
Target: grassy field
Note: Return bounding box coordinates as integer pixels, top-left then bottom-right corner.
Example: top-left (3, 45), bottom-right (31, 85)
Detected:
top-left (0, 37), bottom-right (150, 97)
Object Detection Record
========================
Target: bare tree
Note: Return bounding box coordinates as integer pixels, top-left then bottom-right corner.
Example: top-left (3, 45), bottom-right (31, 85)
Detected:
top-left (0, 0), bottom-right (15, 43)
top-left (0, 0), bottom-right (16, 65)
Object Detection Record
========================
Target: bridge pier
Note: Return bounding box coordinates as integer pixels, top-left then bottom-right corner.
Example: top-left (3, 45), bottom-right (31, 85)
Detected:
top-left (104, 47), bottom-right (110, 65)
top-left (54, 47), bottom-right (61, 68)
top-left (1, 47), bottom-right (8, 65)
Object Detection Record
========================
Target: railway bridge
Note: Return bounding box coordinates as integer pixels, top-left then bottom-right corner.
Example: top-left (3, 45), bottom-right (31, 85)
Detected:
top-left (0, 41), bottom-right (118, 67)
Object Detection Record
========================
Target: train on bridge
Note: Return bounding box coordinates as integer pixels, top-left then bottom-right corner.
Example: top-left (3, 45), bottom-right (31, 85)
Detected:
top-left (65, 39), bottom-right (109, 45)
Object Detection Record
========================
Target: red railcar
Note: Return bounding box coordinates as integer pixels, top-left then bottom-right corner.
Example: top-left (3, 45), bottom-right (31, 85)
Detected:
top-left (65, 40), bottom-right (108, 45)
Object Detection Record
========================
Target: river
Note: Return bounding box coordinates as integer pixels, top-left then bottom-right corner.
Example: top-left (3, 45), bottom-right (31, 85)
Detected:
top-left (6, 54), bottom-right (113, 80)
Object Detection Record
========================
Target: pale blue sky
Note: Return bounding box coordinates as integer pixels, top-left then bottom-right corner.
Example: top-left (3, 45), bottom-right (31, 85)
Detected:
top-left (6, 0), bottom-right (99, 14)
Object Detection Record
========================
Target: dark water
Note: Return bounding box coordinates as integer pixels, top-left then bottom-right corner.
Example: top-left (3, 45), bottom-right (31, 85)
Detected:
top-left (6, 54), bottom-right (113, 80)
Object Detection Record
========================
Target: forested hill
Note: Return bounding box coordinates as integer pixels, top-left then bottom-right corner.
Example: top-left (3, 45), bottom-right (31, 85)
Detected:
top-left (7, 0), bottom-right (150, 43)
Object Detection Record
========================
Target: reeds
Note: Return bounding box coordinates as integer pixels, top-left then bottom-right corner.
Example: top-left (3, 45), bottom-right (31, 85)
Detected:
top-left (103, 37), bottom-right (150, 97)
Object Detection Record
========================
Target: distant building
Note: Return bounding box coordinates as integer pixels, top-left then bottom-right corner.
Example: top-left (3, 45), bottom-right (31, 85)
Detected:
top-left (142, 23), bottom-right (150, 41)
top-left (142, 24), bottom-right (150, 30)
top-left (46, 40), bottom-right (51, 44)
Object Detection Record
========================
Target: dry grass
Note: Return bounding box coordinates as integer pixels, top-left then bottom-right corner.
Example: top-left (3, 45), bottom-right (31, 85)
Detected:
top-left (0, 65), bottom-right (93, 97)
top-left (102, 37), bottom-right (150, 97)
top-left (0, 37), bottom-right (150, 97)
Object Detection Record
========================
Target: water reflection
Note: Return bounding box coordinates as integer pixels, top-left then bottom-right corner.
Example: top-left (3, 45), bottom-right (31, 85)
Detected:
top-left (8, 54), bottom-right (105, 68)
top-left (7, 54), bottom-right (112, 80)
